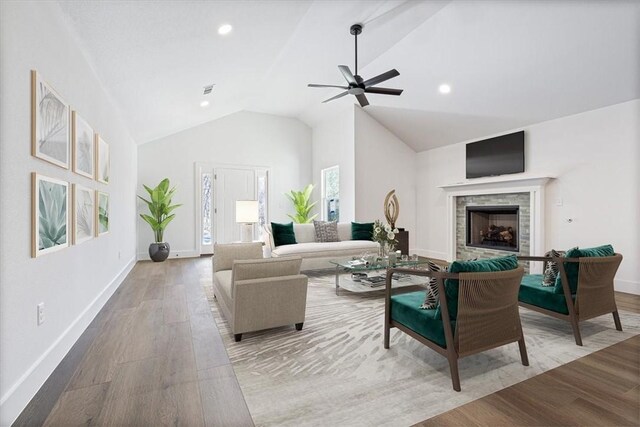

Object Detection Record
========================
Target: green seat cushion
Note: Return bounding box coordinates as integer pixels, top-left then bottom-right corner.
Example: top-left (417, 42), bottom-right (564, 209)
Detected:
top-left (553, 244), bottom-right (614, 294)
top-left (390, 291), bottom-right (455, 348)
top-left (271, 222), bottom-right (297, 246)
top-left (351, 222), bottom-right (374, 241)
top-left (436, 255), bottom-right (519, 320)
top-left (519, 274), bottom-right (571, 314)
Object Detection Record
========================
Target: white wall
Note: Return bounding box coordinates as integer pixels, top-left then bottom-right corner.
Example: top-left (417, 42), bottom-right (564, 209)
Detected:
top-left (0, 2), bottom-right (138, 424)
top-left (415, 99), bottom-right (640, 294)
top-left (137, 111), bottom-right (311, 257)
top-left (310, 105), bottom-right (356, 222)
top-left (354, 107), bottom-right (417, 248)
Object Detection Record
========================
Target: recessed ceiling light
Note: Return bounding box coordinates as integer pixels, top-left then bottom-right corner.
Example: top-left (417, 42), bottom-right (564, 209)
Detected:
top-left (439, 84), bottom-right (451, 94)
top-left (200, 100), bottom-right (210, 107)
top-left (218, 24), bottom-right (232, 35)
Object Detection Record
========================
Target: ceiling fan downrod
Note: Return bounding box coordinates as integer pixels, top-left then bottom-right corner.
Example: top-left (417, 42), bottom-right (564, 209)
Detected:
top-left (350, 24), bottom-right (363, 79)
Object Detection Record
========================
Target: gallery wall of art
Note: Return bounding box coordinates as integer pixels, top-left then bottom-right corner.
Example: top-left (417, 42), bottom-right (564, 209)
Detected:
top-left (0, 2), bottom-right (138, 424)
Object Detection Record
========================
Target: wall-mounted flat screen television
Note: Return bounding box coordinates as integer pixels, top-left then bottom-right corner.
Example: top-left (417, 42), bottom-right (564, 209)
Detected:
top-left (466, 131), bottom-right (525, 179)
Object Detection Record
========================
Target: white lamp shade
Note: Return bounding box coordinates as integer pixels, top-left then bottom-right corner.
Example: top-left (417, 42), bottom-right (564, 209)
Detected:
top-left (236, 200), bottom-right (259, 223)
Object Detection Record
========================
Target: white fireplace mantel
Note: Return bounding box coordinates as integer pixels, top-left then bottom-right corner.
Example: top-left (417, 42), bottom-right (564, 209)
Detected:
top-left (439, 174), bottom-right (555, 272)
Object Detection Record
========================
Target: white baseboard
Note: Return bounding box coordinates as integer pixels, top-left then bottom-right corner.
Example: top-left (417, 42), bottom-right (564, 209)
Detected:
top-left (136, 249), bottom-right (199, 261)
top-left (616, 279), bottom-right (640, 295)
top-left (412, 248), bottom-right (449, 261)
top-left (0, 257), bottom-right (136, 427)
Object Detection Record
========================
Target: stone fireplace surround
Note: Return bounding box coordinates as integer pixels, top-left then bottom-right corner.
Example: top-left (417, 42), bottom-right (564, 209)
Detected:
top-left (439, 175), bottom-right (554, 274)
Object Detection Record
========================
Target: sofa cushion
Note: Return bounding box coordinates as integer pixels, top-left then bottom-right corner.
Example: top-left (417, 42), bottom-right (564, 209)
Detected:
top-left (214, 242), bottom-right (263, 272)
top-left (233, 257), bottom-right (302, 281)
top-left (214, 270), bottom-right (233, 303)
top-left (391, 291), bottom-right (455, 348)
top-left (351, 222), bottom-right (374, 240)
top-left (271, 240), bottom-right (379, 258)
top-left (436, 255), bottom-right (519, 320)
top-left (271, 222), bottom-right (297, 246)
top-left (292, 223), bottom-right (316, 243)
top-left (337, 223), bottom-right (352, 241)
top-left (520, 274), bottom-right (571, 314)
top-left (553, 244), bottom-right (614, 294)
top-left (313, 220), bottom-right (340, 242)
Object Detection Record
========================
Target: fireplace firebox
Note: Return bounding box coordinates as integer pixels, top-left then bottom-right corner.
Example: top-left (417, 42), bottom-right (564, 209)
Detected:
top-left (466, 205), bottom-right (519, 252)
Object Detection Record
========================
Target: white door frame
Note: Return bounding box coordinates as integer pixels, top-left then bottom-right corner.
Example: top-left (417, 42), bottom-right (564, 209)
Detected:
top-left (194, 162), bottom-right (270, 255)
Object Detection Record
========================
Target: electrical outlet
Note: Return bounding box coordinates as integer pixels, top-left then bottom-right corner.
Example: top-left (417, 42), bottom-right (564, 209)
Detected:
top-left (37, 303), bottom-right (45, 325)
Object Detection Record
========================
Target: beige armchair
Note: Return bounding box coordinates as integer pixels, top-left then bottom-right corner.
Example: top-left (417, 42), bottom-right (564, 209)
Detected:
top-left (212, 242), bottom-right (308, 342)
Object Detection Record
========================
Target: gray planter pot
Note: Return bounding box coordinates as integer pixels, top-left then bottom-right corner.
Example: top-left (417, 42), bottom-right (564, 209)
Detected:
top-left (149, 242), bottom-right (170, 262)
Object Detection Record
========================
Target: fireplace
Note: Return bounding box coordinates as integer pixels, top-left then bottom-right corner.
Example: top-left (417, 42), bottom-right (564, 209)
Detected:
top-left (466, 205), bottom-right (519, 252)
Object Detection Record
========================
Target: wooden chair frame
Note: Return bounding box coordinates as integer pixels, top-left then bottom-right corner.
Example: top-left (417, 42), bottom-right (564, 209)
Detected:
top-left (384, 267), bottom-right (528, 391)
top-left (517, 254), bottom-right (623, 346)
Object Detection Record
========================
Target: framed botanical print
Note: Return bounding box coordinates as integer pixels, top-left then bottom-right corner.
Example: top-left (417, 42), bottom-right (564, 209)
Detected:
top-left (72, 111), bottom-right (95, 179)
top-left (31, 70), bottom-right (70, 169)
top-left (32, 173), bottom-right (69, 257)
top-left (96, 135), bottom-right (110, 184)
top-left (97, 191), bottom-right (109, 236)
top-left (73, 184), bottom-right (95, 244)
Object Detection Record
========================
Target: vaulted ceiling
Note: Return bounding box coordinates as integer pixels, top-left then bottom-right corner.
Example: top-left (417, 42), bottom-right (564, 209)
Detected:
top-left (58, 0), bottom-right (640, 150)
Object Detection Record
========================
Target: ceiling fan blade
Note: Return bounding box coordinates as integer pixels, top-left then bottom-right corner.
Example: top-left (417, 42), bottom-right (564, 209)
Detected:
top-left (338, 65), bottom-right (357, 85)
top-left (308, 84), bottom-right (349, 89)
top-left (322, 91), bottom-right (349, 103)
top-left (363, 69), bottom-right (400, 87)
top-left (364, 87), bottom-right (403, 96)
top-left (355, 94), bottom-right (369, 107)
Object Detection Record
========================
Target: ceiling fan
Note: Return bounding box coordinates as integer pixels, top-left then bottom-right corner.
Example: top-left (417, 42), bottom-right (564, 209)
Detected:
top-left (308, 23), bottom-right (403, 107)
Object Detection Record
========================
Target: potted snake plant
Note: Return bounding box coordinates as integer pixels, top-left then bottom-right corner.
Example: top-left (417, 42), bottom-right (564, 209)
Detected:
top-left (138, 178), bottom-right (181, 262)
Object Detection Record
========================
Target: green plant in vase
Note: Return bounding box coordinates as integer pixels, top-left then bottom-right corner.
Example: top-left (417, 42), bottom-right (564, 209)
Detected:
top-left (285, 184), bottom-right (318, 224)
top-left (373, 219), bottom-right (398, 257)
top-left (138, 178), bottom-right (182, 262)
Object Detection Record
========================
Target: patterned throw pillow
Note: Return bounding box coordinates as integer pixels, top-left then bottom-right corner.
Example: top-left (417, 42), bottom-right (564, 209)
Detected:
top-left (420, 260), bottom-right (448, 310)
top-left (542, 249), bottom-right (565, 286)
top-left (313, 220), bottom-right (340, 242)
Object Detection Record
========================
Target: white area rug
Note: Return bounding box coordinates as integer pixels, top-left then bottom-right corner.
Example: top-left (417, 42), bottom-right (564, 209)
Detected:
top-left (204, 272), bottom-right (640, 427)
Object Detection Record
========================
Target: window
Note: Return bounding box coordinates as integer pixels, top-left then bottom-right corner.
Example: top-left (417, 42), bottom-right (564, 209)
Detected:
top-left (321, 166), bottom-right (339, 221)
top-left (256, 170), bottom-right (268, 231)
top-left (201, 172), bottom-right (213, 245)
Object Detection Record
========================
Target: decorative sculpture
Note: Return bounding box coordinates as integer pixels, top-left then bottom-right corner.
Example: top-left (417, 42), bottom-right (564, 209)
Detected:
top-left (383, 189), bottom-right (399, 229)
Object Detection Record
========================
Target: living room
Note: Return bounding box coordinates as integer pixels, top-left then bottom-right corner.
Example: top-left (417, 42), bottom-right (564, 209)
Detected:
top-left (1, 1), bottom-right (638, 426)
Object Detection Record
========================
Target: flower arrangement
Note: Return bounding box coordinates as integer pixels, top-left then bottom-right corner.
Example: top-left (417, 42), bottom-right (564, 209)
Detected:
top-left (373, 219), bottom-right (399, 256)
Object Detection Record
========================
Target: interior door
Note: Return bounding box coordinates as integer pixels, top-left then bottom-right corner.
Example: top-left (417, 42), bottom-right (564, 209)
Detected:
top-left (215, 168), bottom-right (256, 243)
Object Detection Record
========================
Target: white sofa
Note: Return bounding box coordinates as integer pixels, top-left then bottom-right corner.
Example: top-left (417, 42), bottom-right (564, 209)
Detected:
top-left (262, 222), bottom-right (379, 270)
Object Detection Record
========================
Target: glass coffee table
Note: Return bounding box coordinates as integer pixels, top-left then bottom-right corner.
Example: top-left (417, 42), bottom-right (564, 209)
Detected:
top-left (329, 257), bottom-right (429, 295)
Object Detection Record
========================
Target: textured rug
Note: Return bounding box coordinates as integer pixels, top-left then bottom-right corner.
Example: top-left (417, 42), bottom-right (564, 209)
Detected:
top-left (203, 270), bottom-right (640, 427)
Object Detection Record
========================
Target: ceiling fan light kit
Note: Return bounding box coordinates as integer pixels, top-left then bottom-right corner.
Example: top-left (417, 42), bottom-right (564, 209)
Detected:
top-left (308, 23), bottom-right (403, 107)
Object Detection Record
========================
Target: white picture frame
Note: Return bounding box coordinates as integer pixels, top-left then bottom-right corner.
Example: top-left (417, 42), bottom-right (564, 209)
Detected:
top-left (96, 135), bottom-right (110, 184)
top-left (96, 191), bottom-right (109, 236)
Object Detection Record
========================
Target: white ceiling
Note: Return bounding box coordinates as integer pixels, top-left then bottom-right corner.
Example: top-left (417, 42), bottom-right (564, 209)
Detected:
top-left (57, 0), bottom-right (640, 150)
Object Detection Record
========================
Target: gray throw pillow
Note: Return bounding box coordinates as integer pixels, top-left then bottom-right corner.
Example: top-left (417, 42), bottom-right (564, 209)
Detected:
top-left (420, 260), bottom-right (448, 310)
top-left (542, 249), bottom-right (565, 286)
top-left (313, 220), bottom-right (340, 242)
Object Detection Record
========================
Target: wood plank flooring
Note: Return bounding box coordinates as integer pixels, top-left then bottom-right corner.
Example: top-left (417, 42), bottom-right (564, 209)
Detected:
top-left (14, 258), bottom-right (639, 426)
top-left (14, 259), bottom-right (253, 427)
top-left (417, 292), bottom-right (640, 427)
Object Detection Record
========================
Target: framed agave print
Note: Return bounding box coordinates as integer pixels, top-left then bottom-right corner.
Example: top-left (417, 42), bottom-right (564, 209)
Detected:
top-left (73, 184), bottom-right (95, 244)
top-left (97, 191), bottom-right (109, 236)
top-left (72, 111), bottom-right (95, 179)
top-left (32, 173), bottom-right (69, 257)
top-left (96, 135), bottom-right (110, 184)
top-left (31, 70), bottom-right (70, 169)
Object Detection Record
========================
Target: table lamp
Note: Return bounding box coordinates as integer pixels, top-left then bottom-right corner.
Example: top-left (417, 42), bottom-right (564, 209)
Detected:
top-left (236, 200), bottom-right (258, 242)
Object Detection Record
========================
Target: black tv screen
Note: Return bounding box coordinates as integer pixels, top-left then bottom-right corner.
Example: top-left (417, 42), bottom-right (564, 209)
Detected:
top-left (466, 131), bottom-right (525, 179)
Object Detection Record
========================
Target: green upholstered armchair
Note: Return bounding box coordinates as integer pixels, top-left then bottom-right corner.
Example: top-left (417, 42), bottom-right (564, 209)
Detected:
top-left (518, 250), bottom-right (623, 346)
top-left (384, 261), bottom-right (527, 392)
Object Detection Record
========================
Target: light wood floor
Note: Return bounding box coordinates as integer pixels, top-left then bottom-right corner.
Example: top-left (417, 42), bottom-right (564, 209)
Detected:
top-left (417, 292), bottom-right (640, 427)
top-left (14, 259), bottom-right (253, 427)
top-left (14, 259), bottom-right (639, 426)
